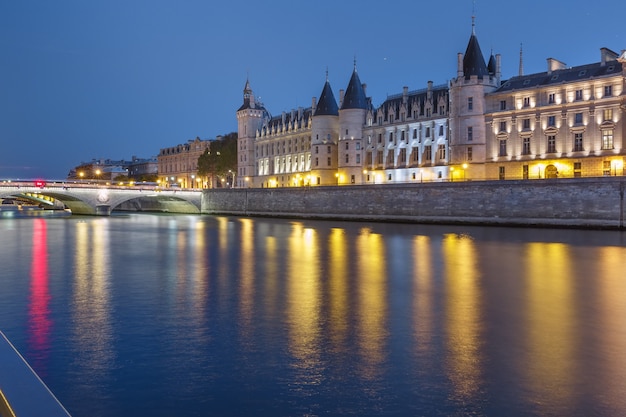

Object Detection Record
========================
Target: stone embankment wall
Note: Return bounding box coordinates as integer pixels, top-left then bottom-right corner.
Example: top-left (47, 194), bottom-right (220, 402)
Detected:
top-left (201, 178), bottom-right (626, 229)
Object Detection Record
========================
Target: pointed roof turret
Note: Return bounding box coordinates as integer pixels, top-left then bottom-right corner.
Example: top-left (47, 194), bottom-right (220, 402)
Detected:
top-left (487, 49), bottom-right (496, 75)
top-left (462, 17), bottom-right (489, 79)
top-left (238, 77), bottom-right (257, 111)
top-left (340, 61), bottom-right (368, 110)
top-left (315, 71), bottom-right (339, 116)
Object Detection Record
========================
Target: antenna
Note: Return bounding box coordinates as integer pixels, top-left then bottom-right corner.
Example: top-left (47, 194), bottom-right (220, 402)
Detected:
top-left (472, 0), bottom-right (476, 34)
top-left (519, 43), bottom-right (524, 76)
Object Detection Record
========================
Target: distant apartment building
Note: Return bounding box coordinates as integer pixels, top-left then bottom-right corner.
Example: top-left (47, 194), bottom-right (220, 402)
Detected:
top-left (157, 136), bottom-right (211, 188)
top-left (237, 18), bottom-right (625, 187)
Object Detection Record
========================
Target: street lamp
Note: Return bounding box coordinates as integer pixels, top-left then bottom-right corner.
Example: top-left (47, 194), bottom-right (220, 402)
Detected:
top-left (450, 166), bottom-right (455, 181)
top-left (191, 174), bottom-right (195, 189)
top-left (462, 163), bottom-right (468, 180)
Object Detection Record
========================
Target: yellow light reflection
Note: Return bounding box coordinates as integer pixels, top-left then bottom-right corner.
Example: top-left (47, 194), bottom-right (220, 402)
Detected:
top-left (287, 223), bottom-right (321, 375)
top-left (524, 242), bottom-right (574, 409)
top-left (442, 233), bottom-right (482, 403)
top-left (328, 228), bottom-right (349, 349)
top-left (413, 235), bottom-right (434, 358)
top-left (72, 219), bottom-right (114, 380)
top-left (239, 218), bottom-right (255, 337)
top-left (356, 227), bottom-right (387, 380)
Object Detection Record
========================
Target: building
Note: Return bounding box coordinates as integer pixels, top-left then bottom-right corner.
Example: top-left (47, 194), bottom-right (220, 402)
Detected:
top-left (237, 19), bottom-right (625, 187)
top-left (157, 137), bottom-right (211, 188)
top-left (127, 156), bottom-right (158, 181)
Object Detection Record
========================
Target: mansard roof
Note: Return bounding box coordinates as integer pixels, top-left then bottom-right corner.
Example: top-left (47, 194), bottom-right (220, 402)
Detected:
top-left (463, 33), bottom-right (489, 79)
top-left (315, 80), bottom-right (339, 116)
top-left (340, 67), bottom-right (368, 110)
top-left (496, 60), bottom-right (623, 93)
top-left (261, 107), bottom-right (313, 135)
top-left (378, 84), bottom-right (449, 119)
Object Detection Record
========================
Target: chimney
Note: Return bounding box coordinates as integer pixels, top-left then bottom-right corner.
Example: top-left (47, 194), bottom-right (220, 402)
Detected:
top-left (457, 53), bottom-right (463, 78)
top-left (339, 89), bottom-right (345, 107)
top-left (362, 83), bottom-right (367, 96)
top-left (427, 81), bottom-right (433, 100)
top-left (312, 97), bottom-right (317, 110)
top-left (547, 58), bottom-right (566, 74)
top-left (600, 47), bottom-right (618, 66)
top-left (496, 54), bottom-right (502, 79)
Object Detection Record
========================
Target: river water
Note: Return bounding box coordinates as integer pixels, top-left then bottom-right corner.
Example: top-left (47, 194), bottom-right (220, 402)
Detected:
top-left (1, 214), bottom-right (625, 417)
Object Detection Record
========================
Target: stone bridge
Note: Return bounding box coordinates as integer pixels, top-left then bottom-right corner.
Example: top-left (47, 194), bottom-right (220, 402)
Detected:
top-left (0, 183), bottom-right (202, 215)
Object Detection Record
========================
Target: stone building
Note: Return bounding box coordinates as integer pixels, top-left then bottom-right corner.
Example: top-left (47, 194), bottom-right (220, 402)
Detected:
top-left (237, 18), bottom-right (625, 187)
top-left (158, 137), bottom-right (211, 188)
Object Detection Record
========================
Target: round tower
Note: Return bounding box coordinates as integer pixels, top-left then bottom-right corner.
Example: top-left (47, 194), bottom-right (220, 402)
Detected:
top-left (236, 79), bottom-right (267, 187)
top-left (338, 63), bottom-right (368, 185)
top-left (310, 73), bottom-right (339, 186)
top-left (449, 18), bottom-right (500, 180)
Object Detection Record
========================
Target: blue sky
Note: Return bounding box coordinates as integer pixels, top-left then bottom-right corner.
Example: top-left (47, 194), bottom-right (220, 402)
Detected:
top-left (1, 0), bottom-right (624, 179)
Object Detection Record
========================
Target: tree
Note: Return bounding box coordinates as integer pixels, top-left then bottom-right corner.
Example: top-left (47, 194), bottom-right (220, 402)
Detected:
top-left (197, 132), bottom-right (238, 187)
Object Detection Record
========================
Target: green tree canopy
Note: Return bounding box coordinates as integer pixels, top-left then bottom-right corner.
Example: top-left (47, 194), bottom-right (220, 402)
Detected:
top-left (197, 132), bottom-right (237, 181)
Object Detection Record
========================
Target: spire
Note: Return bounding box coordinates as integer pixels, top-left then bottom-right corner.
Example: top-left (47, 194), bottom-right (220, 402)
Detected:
top-left (340, 62), bottom-right (368, 110)
top-left (487, 48), bottom-right (496, 75)
top-left (462, 23), bottom-right (488, 79)
top-left (471, 0), bottom-right (476, 34)
top-left (315, 72), bottom-right (339, 116)
top-left (519, 43), bottom-right (524, 76)
top-left (238, 77), bottom-right (256, 111)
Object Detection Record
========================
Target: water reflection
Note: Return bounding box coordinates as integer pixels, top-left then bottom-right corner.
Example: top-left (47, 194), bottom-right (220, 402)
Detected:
top-left (356, 227), bottom-right (387, 380)
top-left (524, 243), bottom-right (575, 413)
top-left (412, 235), bottom-right (434, 360)
top-left (72, 219), bottom-right (114, 382)
top-left (287, 223), bottom-right (322, 379)
top-left (28, 218), bottom-right (52, 374)
top-left (443, 233), bottom-right (483, 405)
top-left (328, 228), bottom-right (349, 350)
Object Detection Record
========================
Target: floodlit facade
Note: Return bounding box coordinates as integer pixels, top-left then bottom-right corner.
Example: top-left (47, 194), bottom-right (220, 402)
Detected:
top-left (158, 137), bottom-right (211, 188)
top-left (237, 20), bottom-right (625, 187)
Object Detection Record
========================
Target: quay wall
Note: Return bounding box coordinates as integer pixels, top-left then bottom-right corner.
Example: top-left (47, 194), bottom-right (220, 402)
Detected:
top-left (201, 177), bottom-right (626, 229)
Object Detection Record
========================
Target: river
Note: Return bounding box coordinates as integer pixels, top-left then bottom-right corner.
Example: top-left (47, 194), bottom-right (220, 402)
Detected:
top-left (1, 214), bottom-right (625, 416)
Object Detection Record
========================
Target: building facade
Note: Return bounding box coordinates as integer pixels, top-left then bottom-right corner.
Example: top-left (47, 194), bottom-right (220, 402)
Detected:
top-left (237, 22), bottom-right (625, 187)
top-left (158, 137), bottom-right (211, 188)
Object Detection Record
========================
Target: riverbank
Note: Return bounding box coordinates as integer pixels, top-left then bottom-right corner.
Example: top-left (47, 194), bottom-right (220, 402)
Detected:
top-left (201, 177), bottom-right (626, 229)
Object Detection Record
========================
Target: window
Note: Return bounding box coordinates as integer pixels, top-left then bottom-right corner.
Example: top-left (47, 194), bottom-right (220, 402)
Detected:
top-left (401, 131), bottom-right (405, 142)
top-left (356, 154), bottom-right (361, 164)
top-left (378, 134), bottom-right (382, 143)
top-left (574, 112), bottom-right (583, 124)
top-left (522, 118), bottom-right (530, 130)
top-left (603, 160), bottom-right (611, 176)
top-left (389, 132), bottom-right (393, 142)
top-left (345, 129), bottom-right (349, 135)
top-left (574, 162), bottom-right (582, 178)
top-left (468, 97), bottom-right (473, 111)
top-left (356, 142), bottom-right (361, 150)
top-left (315, 146), bottom-right (319, 154)
top-left (548, 115), bottom-right (556, 127)
top-left (574, 133), bottom-right (584, 152)
top-left (604, 85), bottom-right (612, 97)
top-left (399, 148), bottom-right (406, 164)
top-left (467, 146), bottom-right (473, 161)
top-left (439, 125), bottom-right (444, 136)
top-left (345, 154), bottom-right (349, 163)
top-left (315, 157), bottom-right (319, 166)
top-left (523, 165), bottom-right (529, 180)
top-left (327, 145), bottom-right (331, 153)
top-left (388, 174), bottom-right (392, 181)
top-left (426, 127), bottom-right (431, 137)
top-left (467, 126), bottom-right (473, 141)
top-left (548, 93), bottom-right (555, 104)
top-left (351, 175), bottom-right (355, 184)
top-left (426, 108), bottom-right (431, 117)
top-left (345, 142), bottom-right (349, 150)
top-left (439, 105), bottom-right (445, 114)
top-left (413, 129), bottom-right (417, 139)
top-left (499, 139), bottom-right (507, 156)
top-left (602, 129), bottom-right (614, 150)
top-left (327, 157), bottom-right (331, 166)
top-left (500, 100), bottom-right (506, 110)
top-left (499, 166), bottom-right (505, 180)
top-left (499, 121), bottom-right (507, 132)
top-left (424, 146), bottom-right (432, 161)
top-left (438, 144), bottom-right (446, 160)
top-left (603, 108), bottom-right (613, 121)
top-left (547, 135), bottom-right (556, 153)
top-left (575, 89), bottom-right (583, 101)
top-left (522, 137), bottom-right (531, 155)
top-left (523, 97), bottom-right (530, 107)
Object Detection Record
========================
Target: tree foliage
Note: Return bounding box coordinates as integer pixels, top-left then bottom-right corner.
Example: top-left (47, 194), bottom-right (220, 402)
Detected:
top-left (197, 132), bottom-right (238, 183)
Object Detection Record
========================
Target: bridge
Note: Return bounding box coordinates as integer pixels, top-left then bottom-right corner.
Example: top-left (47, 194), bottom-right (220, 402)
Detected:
top-left (0, 181), bottom-right (202, 215)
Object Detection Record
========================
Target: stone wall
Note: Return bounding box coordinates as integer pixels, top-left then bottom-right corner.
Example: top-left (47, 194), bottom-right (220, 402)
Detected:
top-left (201, 177), bottom-right (626, 229)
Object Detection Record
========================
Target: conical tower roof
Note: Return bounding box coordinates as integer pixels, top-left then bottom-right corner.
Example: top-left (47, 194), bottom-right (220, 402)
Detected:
top-left (315, 78), bottom-right (339, 116)
top-left (463, 28), bottom-right (489, 79)
top-left (487, 52), bottom-right (496, 75)
top-left (340, 65), bottom-right (367, 110)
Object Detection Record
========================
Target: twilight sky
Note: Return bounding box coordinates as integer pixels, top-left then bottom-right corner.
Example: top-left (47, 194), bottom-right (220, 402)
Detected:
top-left (1, 0), bottom-right (624, 179)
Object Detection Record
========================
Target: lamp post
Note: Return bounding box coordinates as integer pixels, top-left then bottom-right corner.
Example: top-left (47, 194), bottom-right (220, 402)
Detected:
top-left (191, 174), bottom-right (195, 189)
top-left (450, 166), bottom-right (455, 182)
top-left (462, 163), bottom-right (468, 181)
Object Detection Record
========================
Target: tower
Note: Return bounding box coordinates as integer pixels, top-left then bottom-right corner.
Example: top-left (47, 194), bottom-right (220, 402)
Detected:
top-left (338, 62), bottom-right (368, 185)
top-left (449, 17), bottom-right (500, 180)
top-left (310, 71), bottom-right (339, 186)
top-left (236, 79), bottom-right (267, 187)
